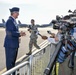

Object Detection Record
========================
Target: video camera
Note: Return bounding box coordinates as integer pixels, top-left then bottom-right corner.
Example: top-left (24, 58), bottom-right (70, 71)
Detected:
top-left (51, 9), bottom-right (76, 33)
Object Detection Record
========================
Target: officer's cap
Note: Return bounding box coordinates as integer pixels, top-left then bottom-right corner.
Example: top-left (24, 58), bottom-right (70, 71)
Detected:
top-left (31, 19), bottom-right (35, 22)
top-left (9, 7), bottom-right (20, 13)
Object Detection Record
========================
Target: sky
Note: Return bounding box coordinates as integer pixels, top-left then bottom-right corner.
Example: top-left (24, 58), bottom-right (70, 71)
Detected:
top-left (0, 0), bottom-right (76, 24)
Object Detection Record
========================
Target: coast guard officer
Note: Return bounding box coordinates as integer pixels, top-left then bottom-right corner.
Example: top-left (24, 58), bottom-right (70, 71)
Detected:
top-left (4, 7), bottom-right (26, 72)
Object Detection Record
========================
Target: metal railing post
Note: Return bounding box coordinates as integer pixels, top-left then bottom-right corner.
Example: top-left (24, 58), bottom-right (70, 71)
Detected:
top-left (28, 55), bottom-right (33, 75)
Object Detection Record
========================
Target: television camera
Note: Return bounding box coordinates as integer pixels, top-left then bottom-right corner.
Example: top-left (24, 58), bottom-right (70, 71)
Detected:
top-left (51, 9), bottom-right (76, 33)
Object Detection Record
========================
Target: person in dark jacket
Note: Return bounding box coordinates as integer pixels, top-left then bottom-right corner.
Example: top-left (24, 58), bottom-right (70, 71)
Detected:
top-left (4, 7), bottom-right (26, 73)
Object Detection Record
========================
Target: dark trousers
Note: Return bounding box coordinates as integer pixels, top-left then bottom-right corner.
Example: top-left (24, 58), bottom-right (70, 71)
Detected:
top-left (5, 47), bottom-right (18, 75)
top-left (29, 38), bottom-right (40, 51)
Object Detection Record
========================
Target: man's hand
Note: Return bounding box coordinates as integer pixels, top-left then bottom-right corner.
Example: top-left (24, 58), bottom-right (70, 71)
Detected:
top-left (41, 36), bottom-right (48, 40)
top-left (27, 28), bottom-right (31, 33)
top-left (20, 31), bottom-right (26, 36)
top-left (27, 28), bottom-right (30, 31)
